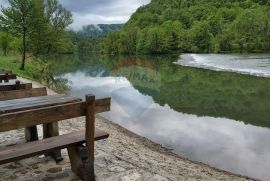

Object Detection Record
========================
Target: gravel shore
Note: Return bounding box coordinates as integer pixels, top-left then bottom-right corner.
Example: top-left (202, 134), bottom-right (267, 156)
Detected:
top-left (0, 78), bottom-right (255, 181)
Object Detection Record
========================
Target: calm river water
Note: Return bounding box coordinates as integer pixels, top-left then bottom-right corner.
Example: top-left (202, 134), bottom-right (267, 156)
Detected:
top-left (51, 54), bottom-right (270, 180)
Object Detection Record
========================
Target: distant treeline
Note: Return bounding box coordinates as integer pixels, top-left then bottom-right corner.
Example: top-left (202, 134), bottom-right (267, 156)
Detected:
top-left (101, 0), bottom-right (270, 55)
top-left (68, 24), bottom-right (123, 53)
top-left (75, 24), bottom-right (123, 37)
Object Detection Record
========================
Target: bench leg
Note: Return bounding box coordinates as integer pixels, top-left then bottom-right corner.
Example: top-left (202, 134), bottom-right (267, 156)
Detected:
top-left (25, 126), bottom-right (38, 142)
top-left (67, 145), bottom-right (95, 181)
top-left (43, 123), bottom-right (63, 162)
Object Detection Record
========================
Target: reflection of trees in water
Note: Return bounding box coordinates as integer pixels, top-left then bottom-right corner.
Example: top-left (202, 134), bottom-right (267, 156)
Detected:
top-left (42, 73), bottom-right (70, 94)
top-left (40, 53), bottom-right (270, 128)
top-left (38, 55), bottom-right (75, 93)
top-left (105, 55), bottom-right (270, 128)
top-left (84, 65), bottom-right (108, 77)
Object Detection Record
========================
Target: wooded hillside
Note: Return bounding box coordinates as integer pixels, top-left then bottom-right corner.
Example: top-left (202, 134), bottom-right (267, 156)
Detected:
top-left (102, 0), bottom-right (270, 54)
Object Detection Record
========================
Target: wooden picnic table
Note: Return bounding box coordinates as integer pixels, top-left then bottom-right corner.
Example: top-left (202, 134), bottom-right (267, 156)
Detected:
top-left (0, 72), bottom-right (16, 83)
top-left (0, 94), bottom-right (82, 161)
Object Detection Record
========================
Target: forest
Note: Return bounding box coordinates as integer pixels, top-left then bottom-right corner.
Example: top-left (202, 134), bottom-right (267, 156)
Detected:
top-left (102, 0), bottom-right (270, 54)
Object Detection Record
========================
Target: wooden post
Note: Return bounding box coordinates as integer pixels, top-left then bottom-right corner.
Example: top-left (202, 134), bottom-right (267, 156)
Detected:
top-left (4, 73), bottom-right (9, 83)
top-left (22, 80), bottom-right (37, 142)
top-left (24, 127), bottom-right (38, 142)
top-left (67, 145), bottom-right (95, 181)
top-left (43, 123), bottom-right (63, 162)
top-left (67, 94), bottom-right (97, 181)
top-left (15, 80), bottom-right (20, 90)
top-left (85, 95), bottom-right (95, 161)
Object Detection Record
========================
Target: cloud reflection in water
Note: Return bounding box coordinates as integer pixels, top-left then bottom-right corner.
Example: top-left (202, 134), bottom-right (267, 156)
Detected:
top-left (62, 71), bottom-right (270, 180)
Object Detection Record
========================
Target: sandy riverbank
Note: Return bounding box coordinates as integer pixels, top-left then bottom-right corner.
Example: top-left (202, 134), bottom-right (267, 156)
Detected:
top-left (0, 78), bottom-right (255, 181)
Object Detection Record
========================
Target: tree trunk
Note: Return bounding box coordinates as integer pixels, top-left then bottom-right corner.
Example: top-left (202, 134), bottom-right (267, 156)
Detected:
top-left (20, 29), bottom-right (26, 70)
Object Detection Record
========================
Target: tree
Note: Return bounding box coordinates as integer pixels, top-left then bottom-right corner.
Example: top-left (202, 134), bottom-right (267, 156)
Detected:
top-left (29, 0), bottom-right (73, 60)
top-left (145, 27), bottom-right (167, 54)
top-left (231, 8), bottom-right (269, 53)
top-left (0, 0), bottom-right (35, 70)
top-left (10, 37), bottom-right (21, 55)
top-left (0, 0), bottom-right (73, 70)
top-left (119, 28), bottom-right (139, 54)
top-left (161, 21), bottom-right (182, 51)
top-left (0, 32), bottom-right (10, 55)
top-left (189, 21), bottom-right (213, 52)
top-left (103, 32), bottom-right (120, 55)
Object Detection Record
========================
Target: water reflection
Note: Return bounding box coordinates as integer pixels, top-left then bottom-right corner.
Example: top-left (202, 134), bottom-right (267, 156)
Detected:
top-left (57, 54), bottom-right (270, 180)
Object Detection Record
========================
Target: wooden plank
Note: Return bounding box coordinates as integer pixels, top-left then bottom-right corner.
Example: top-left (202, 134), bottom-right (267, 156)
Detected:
top-left (0, 95), bottom-right (81, 114)
top-left (0, 87), bottom-right (47, 101)
top-left (85, 95), bottom-right (95, 161)
top-left (0, 129), bottom-right (109, 164)
top-left (0, 82), bottom-right (32, 91)
top-left (0, 98), bottom-right (111, 132)
top-left (0, 73), bottom-right (16, 82)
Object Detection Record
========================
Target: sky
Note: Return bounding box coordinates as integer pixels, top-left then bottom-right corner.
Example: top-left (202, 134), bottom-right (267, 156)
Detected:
top-left (0, 0), bottom-right (150, 30)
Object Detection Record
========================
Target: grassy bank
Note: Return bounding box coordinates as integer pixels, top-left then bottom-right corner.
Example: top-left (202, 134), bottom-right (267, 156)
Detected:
top-left (0, 55), bottom-right (41, 80)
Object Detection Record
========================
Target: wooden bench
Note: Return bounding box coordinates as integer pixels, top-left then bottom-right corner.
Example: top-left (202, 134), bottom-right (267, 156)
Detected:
top-left (0, 87), bottom-right (62, 160)
top-left (0, 92), bottom-right (81, 162)
top-left (0, 80), bottom-right (32, 91)
top-left (0, 87), bottom-right (48, 142)
top-left (0, 72), bottom-right (16, 83)
top-left (0, 94), bottom-right (110, 181)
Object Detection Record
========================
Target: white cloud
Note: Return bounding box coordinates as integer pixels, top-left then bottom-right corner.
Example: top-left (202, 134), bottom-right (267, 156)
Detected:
top-left (0, 0), bottom-right (151, 30)
top-left (71, 13), bottom-right (128, 30)
top-left (59, 0), bottom-right (150, 30)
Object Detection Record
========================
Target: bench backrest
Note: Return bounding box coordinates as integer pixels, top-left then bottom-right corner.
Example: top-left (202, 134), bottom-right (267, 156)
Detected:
top-left (0, 81), bottom-right (32, 91)
top-left (0, 87), bottom-right (47, 101)
top-left (0, 73), bottom-right (16, 83)
top-left (0, 95), bottom-right (110, 160)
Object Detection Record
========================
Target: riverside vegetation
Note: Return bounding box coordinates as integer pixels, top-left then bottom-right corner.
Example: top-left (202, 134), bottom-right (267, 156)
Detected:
top-left (102, 0), bottom-right (270, 54)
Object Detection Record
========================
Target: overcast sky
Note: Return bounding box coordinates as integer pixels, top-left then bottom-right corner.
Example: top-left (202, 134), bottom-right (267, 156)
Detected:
top-left (1, 0), bottom-right (150, 30)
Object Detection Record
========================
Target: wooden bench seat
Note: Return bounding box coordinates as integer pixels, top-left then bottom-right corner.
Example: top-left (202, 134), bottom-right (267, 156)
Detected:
top-left (0, 129), bottom-right (109, 165)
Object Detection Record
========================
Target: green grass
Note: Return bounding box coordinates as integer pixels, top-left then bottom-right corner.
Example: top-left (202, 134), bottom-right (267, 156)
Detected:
top-left (0, 55), bottom-right (42, 80)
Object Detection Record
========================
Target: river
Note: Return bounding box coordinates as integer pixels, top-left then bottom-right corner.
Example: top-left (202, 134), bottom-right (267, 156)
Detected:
top-left (49, 54), bottom-right (270, 180)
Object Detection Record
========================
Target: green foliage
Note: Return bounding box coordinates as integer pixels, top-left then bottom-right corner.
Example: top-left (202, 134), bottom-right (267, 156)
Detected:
top-left (0, 55), bottom-right (41, 80)
top-left (0, 0), bottom-right (35, 69)
top-left (68, 24), bottom-right (123, 54)
top-left (0, 32), bottom-right (10, 55)
top-left (102, 0), bottom-right (270, 54)
top-left (0, 0), bottom-right (74, 70)
top-left (0, 31), bottom-right (21, 55)
top-left (29, 0), bottom-right (74, 59)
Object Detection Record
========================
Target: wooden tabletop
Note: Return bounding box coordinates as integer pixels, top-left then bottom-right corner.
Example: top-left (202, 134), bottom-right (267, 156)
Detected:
top-left (0, 95), bottom-right (82, 114)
